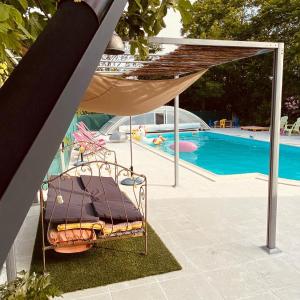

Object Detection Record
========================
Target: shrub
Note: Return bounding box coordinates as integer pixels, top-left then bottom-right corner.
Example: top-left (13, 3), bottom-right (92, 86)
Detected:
top-left (0, 271), bottom-right (61, 300)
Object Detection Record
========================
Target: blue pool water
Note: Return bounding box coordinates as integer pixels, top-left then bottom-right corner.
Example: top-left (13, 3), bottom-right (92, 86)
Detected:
top-left (146, 132), bottom-right (300, 180)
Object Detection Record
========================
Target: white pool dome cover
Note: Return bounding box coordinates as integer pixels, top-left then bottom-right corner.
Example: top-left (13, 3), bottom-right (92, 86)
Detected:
top-left (99, 106), bottom-right (210, 135)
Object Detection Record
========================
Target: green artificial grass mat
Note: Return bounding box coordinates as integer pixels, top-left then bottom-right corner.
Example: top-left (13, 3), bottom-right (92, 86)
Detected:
top-left (31, 224), bottom-right (181, 293)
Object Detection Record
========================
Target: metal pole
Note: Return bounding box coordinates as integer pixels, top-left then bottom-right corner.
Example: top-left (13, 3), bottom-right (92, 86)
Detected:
top-left (59, 143), bottom-right (65, 172)
top-left (266, 43), bottom-right (284, 253)
top-left (174, 75), bottom-right (179, 187)
top-left (0, 0), bottom-right (127, 267)
top-left (130, 116), bottom-right (133, 174)
top-left (6, 244), bottom-right (17, 282)
top-left (33, 191), bottom-right (39, 204)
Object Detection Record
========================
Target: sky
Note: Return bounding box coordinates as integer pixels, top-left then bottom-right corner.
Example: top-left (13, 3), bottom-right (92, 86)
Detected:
top-left (158, 9), bottom-right (182, 38)
top-left (158, 0), bottom-right (197, 38)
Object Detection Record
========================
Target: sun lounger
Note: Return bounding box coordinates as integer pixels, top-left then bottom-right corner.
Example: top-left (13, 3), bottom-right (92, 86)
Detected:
top-left (73, 131), bottom-right (105, 149)
top-left (74, 128), bottom-right (106, 146)
top-left (284, 117), bottom-right (300, 136)
top-left (240, 126), bottom-right (269, 132)
top-left (240, 116), bottom-right (287, 133)
top-left (280, 116), bottom-right (288, 129)
top-left (77, 121), bottom-right (104, 141)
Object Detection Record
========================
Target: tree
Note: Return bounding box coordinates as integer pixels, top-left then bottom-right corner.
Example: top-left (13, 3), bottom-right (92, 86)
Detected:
top-left (181, 0), bottom-right (300, 125)
top-left (0, 0), bottom-right (192, 84)
top-left (249, 0), bottom-right (300, 120)
top-left (0, 1), bottom-right (56, 68)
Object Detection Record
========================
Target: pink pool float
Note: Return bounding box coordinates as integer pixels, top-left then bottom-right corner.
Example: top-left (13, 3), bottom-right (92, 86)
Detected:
top-left (169, 141), bottom-right (198, 152)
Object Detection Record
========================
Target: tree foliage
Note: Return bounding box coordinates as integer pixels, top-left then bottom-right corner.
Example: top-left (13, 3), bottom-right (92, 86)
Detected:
top-left (117, 0), bottom-right (192, 57)
top-left (181, 0), bottom-right (300, 125)
top-left (0, 0), bottom-right (192, 84)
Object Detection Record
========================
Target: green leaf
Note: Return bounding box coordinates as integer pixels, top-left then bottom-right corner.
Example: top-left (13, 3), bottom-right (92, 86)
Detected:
top-left (17, 23), bottom-right (33, 39)
top-left (176, 0), bottom-right (192, 25)
top-left (0, 22), bottom-right (11, 34)
top-left (130, 41), bottom-right (138, 55)
top-left (153, 20), bottom-right (163, 35)
top-left (18, 0), bottom-right (28, 11)
top-left (134, 0), bottom-right (143, 10)
top-left (0, 0), bottom-right (195, 73)
top-left (0, 4), bottom-right (10, 22)
top-left (0, 271), bottom-right (62, 299)
top-left (9, 6), bottom-right (24, 24)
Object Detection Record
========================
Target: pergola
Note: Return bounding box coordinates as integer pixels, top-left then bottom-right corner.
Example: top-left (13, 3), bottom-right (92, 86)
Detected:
top-left (0, 0), bottom-right (283, 277)
top-left (95, 36), bottom-right (284, 253)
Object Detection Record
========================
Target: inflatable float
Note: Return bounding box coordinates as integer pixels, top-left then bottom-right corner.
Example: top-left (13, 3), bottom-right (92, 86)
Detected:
top-left (132, 126), bottom-right (166, 145)
top-left (132, 126), bottom-right (151, 143)
top-left (153, 135), bottom-right (166, 145)
top-left (169, 141), bottom-right (198, 152)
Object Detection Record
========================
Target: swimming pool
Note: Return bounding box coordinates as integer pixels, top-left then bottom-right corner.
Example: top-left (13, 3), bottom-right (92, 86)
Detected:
top-left (146, 131), bottom-right (300, 180)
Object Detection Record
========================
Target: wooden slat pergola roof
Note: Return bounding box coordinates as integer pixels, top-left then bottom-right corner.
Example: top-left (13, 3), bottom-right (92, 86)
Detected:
top-left (97, 37), bottom-right (277, 78)
top-left (128, 45), bottom-right (267, 77)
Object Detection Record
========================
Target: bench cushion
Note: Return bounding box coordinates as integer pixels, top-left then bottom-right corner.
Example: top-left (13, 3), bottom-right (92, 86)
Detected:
top-left (80, 175), bottom-right (143, 223)
top-left (45, 176), bottom-right (99, 223)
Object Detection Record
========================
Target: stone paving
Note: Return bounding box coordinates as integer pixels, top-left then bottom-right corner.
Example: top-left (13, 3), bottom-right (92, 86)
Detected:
top-left (212, 128), bottom-right (300, 147)
top-left (2, 131), bottom-right (300, 299)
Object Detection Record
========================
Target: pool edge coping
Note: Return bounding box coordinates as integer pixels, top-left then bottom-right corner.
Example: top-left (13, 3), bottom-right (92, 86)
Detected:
top-left (133, 139), bottom-right (300, 187)
top-left (211, 129), bottom-right (300, 148)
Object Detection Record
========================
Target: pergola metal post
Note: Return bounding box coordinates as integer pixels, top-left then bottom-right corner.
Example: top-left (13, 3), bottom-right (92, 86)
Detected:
top-left (174, 76), bottom-right (180, 187)
top-left (150, 37), bottom-right (284, 253)
top-left (266, 43), bottom-right (284, 253)
top-left (4, 47), bottom-right (20, 284)
top-left (130, 116), bottom-right (133, 173)
top-left (0, 0), bottom-right (127, 267)
top-left (5, 244), bottom-right (17, 282)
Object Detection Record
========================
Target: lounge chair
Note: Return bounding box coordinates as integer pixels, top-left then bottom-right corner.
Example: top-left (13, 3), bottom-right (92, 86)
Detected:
top-left (280, 116), bottom-right (288, 129)
top-left (74, 124), bottom-right (106, 145)
top-left (241, 126), bottom-right (269, 132)
top-left (280, 116), bottom-right (288, 134)
top-left (220, 119), bottom-right (226, 128)
top-left (214, 119), bottom-right (232, 128)
top-left (284, 117), bottom-right (300, 136)
top-left (77, 121), bottom-right (104, 141)
top-left (73, 131), bottom-right (105, 148)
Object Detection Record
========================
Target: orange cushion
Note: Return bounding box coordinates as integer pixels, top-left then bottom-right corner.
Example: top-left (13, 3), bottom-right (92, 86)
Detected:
top-left (48, 228), bottom-right (96, 253)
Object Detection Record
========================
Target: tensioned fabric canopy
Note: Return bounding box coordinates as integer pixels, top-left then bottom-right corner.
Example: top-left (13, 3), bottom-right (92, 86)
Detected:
top-left (80, 69), bottom-right (206, 115)
top-left (80, 40), bottom-right (273, 115)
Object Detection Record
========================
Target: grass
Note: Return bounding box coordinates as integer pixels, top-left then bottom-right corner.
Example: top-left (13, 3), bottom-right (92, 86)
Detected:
top-left (31, 224), bottom-right (181, 293)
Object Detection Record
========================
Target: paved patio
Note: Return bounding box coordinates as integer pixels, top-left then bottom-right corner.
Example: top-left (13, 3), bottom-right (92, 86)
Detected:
top-left (2, 133), bottom-right (300, 299)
